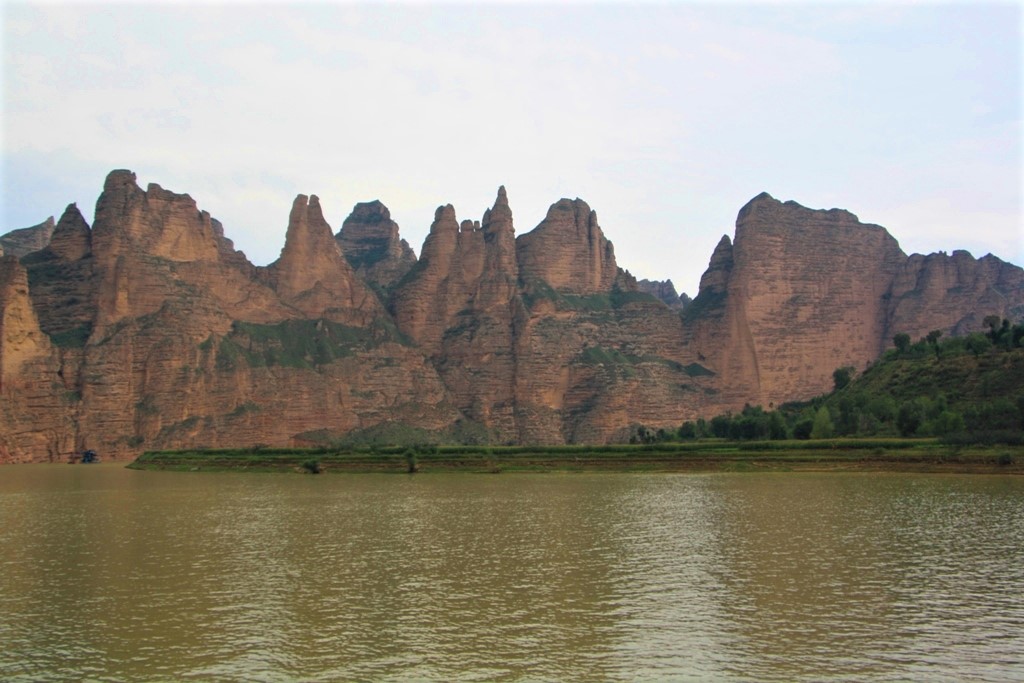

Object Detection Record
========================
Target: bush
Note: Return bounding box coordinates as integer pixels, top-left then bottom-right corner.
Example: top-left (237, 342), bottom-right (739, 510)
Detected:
top-left (810, 406), bottom-right (834, 439)
top-left (792, 418), bottom-right (814, 440)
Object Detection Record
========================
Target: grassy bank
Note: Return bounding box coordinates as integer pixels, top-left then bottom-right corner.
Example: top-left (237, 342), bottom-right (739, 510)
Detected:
top-left (129, 440), bottom-right (1024, 474)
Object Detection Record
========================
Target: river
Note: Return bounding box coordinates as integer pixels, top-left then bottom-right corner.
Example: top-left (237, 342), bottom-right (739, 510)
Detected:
top-left (1, 465), bottom-right (1022, 681)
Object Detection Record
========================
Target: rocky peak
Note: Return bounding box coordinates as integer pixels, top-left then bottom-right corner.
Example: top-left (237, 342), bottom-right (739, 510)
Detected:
top-left (736, 192), bottom-right (866, 241)
top-left (0, 256), bottom-right (53, 388)
top-left (687, 193), bottom-right (909, 408)
top-left (268, 194), bottom-right (381, 321)
top-left (91, 170), bottom-right (223, 264)
top-left (516, 197), bottom-right (618, 294)
top-left (696, 235), bottom-right (733, 296)
top-left (886, 249), bottom-right (1024, 339)
top-left (637, 278), bottom-right (685, 309)
top-left (49, 204), bottom-right (92, 262)
top-left (392, 189), bottom-right (521, 353)
top-left (480, 186), bottom-right (518, 282)
top-left (1, 216), bottom-right (56, 258)
top-left (336, 199), bottom-right (416, 290)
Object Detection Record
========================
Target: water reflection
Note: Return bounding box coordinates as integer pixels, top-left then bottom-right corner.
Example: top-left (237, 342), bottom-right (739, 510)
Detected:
top-left (1, 466), bottom-right (1022, 681)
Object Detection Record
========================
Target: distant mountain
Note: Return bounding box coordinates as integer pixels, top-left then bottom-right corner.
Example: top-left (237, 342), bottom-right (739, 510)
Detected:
top-left (2, 170), bottom-right (1022, 462)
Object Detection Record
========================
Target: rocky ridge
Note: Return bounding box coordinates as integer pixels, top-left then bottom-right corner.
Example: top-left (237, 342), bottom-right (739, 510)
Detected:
top-left (1, 172), bottom-right (1022, 461)
top-left (1, 217), bottom-right (55, 258)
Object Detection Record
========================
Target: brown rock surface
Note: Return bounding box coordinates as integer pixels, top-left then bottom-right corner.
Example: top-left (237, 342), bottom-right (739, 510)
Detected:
top-left (0, 217), bottom-right (55, 258)
top-left (0, 256), bottom-right (76, 462)
top-left (516, 198), bottom-right (618, 294)
top-left (2, 171), bottom-right (1023, 462)
top-left (684, 193), bottom-right (1024, 410)
top-left (266, 194), bottom-right (383, 324)
top-left (637, 278), bottom-right (687, 309)
top-left (22, 204), bottom-right (98, 349)
top-left (885, 250), bottom-right (1024, 340)
top-left (336, 200), bottom-right (417, 291)
top-left (392, 204), bottom-right (484, 354)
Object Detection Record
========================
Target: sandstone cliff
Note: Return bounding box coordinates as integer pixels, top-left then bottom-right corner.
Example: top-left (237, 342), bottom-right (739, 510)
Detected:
top-left (1, 217), bottom-right (55, 258)
top-left (2, 171), bottom-right (1022, 462)
top-left (516, 198), bottom-right (619, 294)
top-left (264, 194), bottom-right (383, 324)
top-left (685, 193), bottom-right (1020, 409)
top-left (637, 279), bottom-right (688, 310)
top-left (886, 250), bottom-right (1024, 340)
top-left (0, 255), bottom-right (76, 462)
top-left (336, 200), bottom-right (417, 292)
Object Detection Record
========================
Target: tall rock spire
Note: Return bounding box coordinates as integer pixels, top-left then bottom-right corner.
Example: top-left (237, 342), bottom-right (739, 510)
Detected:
top-left (268, 194), bottom-right (381, 322)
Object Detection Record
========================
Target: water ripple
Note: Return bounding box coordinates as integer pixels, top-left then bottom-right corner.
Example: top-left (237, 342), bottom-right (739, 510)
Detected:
top-left (1, 468), bottom-right (1023, 681)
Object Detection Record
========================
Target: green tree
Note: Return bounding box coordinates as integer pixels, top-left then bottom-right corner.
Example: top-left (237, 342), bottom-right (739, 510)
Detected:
top-left (832, 366), bottom-right (853, 391)
top-left (931, 411), bottom-right (965, 436)
top-left (710, 414), bottom-right (732, 439)
top-left (925, 330), bottom-right (943, 357)
top-left (810, 406), bottom-right (834, 439)
top-left (965, 332), bottom-right (991, 357)
top-left (792, 418), bottom-right (814, 440)
top-left (678, 421), bottom-right (697, 439)
top-left (768, 412), bottom-right (788, 440)
top-left (897, 401), bottom-right (923, 437)
top-left (983, 315), bottom-right (1002, 340)
top-left (893, 333), bottom-right (911, 354)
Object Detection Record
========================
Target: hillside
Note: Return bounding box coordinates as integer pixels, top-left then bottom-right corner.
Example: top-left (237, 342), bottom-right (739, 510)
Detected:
top-left (668, 325), bottom-right (1024, 443)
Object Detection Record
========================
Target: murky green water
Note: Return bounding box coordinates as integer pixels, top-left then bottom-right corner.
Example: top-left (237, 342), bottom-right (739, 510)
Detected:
top-left (1, 465), bottom-right (1022, 681)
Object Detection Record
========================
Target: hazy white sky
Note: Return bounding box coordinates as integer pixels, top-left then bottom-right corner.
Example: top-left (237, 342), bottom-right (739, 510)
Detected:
top-left (2, 1), bottom-right (1021, 296)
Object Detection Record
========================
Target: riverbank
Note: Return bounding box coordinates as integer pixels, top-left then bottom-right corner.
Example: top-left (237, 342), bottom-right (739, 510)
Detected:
top-left (129, 440), bottom-right (1024, 474)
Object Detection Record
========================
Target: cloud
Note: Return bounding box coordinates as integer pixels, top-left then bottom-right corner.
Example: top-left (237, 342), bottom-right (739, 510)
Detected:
top-left (3, 3), bottom-right (1020, 294)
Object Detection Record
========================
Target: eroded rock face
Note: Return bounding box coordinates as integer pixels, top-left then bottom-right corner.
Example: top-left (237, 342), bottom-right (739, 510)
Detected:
top-left (684, 193), bottom-right (1022, 410)
top-left (2, 171), bottom-right (1022, 462)
top-left (0, 256), bottom-right (75, 462)
top-left (0, 217), bottom-right (55, 258)
top-left (886, 250), bottom-right (1024, 340)
top-left (22, 204), bottom-right (98, 350)
top-left (516, 198), bottom-right (618, 294)
top-left (638, 279), bottom-right (687, 309)
top-left (265, 194), bottom-right (383, 324)
top-left (336, 200), bottom-right (417, 291)
top-left (1, 171), bottom-right (459, 462)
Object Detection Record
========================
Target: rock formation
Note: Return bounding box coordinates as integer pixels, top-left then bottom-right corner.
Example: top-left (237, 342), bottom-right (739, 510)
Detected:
top-left (886, 250), bottom-right (1024, 340)
top-left (1, 217), bottom-right (55, 258)
top-left (516, 198), bottom-right (618, 294)
top-left (265, 194), bottom-right (383, 324)
top-left (0, 255), bottom-right (74, 462)
top-left (1, 171), bottom-right (1022, 462)
top-left (336, 200), bottom-right (417, 292)
top-left (684, 193), bottom-right (1021, 409)
top-left (638, 279), bottom-right (688, 310)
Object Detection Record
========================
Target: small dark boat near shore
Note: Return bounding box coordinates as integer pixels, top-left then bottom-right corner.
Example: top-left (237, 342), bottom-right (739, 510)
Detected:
top-left (69, 449), bottom-right (99, 464)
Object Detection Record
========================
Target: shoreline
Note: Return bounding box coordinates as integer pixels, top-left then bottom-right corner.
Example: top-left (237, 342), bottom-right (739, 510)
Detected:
top-left (128, 442), bottom-right (1024, 475)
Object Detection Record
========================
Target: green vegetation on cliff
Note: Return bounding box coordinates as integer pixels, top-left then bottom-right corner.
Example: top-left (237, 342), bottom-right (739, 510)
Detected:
top-left (659, 320), bottom-right (1024, 445)
top-left (210, 317), bottom-right (408, 370)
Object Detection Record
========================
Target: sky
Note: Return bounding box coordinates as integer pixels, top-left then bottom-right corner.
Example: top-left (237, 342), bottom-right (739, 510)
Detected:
top-left (2, 1), bottom-right (1021, 297)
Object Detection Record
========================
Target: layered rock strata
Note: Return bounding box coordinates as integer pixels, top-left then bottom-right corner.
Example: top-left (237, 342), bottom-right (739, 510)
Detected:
top-left (1, 217), bottom-right (55, 258)
top-left (2, 172), bottom-right (1022, 462)
top-left (638, 278), bottom-right (688, 310)
top-left (684, 193), bottom-right (1021, 409)
top-left (516, 198), bottom-right (618, 294)
top-left (336, 200), bottom-right (416, 291)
